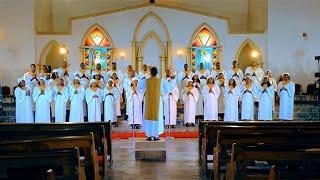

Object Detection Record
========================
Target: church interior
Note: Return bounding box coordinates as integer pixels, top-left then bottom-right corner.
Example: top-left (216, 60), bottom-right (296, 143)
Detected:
top-left (0, 0), bottom-right (320, 179)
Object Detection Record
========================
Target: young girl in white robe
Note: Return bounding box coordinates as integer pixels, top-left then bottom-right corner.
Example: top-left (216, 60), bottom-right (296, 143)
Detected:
top-left (103, 79), bottom-right (120, 123)
top-left (258, 76), bottom-right (275, 120)
top-left (241, 76), bottom-right (257, 120)
top-left (85, 79), bottom-right (102, 122)
top-left (163, 77), bottom-right (179, 128)
top-left (69, 77), bottom-right (85, 122)
top-left (182, 79), bottom-right (199, 126)
top-left (33, 78), bottom-right (53, 123)
top-left (224, 78), bottom-right (240, 121)
top-left (202, 76), bottom-right (220, 121)
top-left (193, 74), bottom-right (204, 118)
top-left (127, 78), bottom-right (143, 129)
top-left (15, 78), bottom-right (34, 123)
top-left (277, 73), bottom-right (295, 120)
top-left (54, 78), bottom-right (69, 123)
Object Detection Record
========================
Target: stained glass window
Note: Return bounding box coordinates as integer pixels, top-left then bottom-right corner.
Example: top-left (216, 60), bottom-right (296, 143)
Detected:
top-left (191, 26), bottom-right (219, 71)
top-left (83, 27), bottom-right (112, 69)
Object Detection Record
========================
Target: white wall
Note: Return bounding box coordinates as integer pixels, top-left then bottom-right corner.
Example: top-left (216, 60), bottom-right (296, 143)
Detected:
top-left (36, 6), bottom-right (267, 77)
top-left (0, 0), bottom-right (35, 89)
top-left (268, 0), bottom-right (320, 89)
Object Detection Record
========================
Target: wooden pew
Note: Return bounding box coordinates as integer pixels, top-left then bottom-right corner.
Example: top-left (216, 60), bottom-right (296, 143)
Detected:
top-left (199, 121), bottom-right (320, 171)
top-left (213, 127), bottom-right (320, 179)
top-left (0, 122), bottom-right (112, 175)
top-left (226, 143), bottom-right (320, 180)
top-left (0, 134), bottom-right (99, 180)
top-left (0, 148), bottom-right (85, 180)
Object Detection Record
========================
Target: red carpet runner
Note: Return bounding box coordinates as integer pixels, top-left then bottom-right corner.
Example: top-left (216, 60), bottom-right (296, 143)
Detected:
top-left (112, 131), bottom-right (199, 139)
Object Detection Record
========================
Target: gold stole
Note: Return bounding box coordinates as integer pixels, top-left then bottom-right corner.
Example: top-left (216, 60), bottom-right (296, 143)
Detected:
top-left (144, 77), bottom-right (161, 121)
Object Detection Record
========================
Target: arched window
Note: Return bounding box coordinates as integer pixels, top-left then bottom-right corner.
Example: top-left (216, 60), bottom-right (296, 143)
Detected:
top-left (82, 25), bottom-right (112, 69)
top-left (191, 25), bottom-right (220, 71)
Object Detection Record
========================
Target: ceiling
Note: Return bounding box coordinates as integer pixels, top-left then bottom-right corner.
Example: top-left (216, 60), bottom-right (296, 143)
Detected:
top-left (35, 0), bottom-right (268, 34)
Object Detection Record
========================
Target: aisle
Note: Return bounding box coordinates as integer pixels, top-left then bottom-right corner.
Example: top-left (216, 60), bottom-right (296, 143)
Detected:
top-left (105, 138), bottom-right (204, 179)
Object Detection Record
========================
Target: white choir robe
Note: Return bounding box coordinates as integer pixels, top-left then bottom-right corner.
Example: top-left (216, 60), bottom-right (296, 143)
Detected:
top-left (123, 77), bottom-right (133, 115)
top-left (195, 70), bottom-right (209, 79)
top-left (211, 69), bottom-right (227, 79)
top-left (114, 80), bottom-right (123, 116)
top-left (182, 87), bottom-right (199, 124)
top-left (107, 70), bottom-right (124, 81)
top-left (15, 87), bottom-right (34, 123)
top-left (224, 87), bottom-right (240, 121)
top-left (69, 86), bottom-right (85, 122)
top-left (138, 71), bottom-right (150, 80)
top-left (277, 81), bottom-right (295, 120)
top-left (194, 82), bottom-right (204, 116)
top-left (54, 87), bottom-right (69, 123)
top-left (85, 88), bottom-right (102, 122)
top-left (163, 83), bottom-right (179, 125)
top-left (240, 84), bottom-right (257, 120)
top-left (23, 72), bottom-right (38, 111)
top-left (103, 87), bottom-right (120, 122)
top-left (80, 78), bottom-right (89, 118)
top-left (202, 85), bottom-right (220, 120)
top-left (177, 71), bottom-right (193, 99)
top-left (258, 85), bottom-right (275, 120)
top-left (127, 88), bottom-right (143, 125)
top-left (227, 69), bottom-right (244, 86)
top-left (217, 81), bottom-right (227, 114)
top-left (33, 87), bottom-right (53, 123)
top-left (244, 66), bottom-right (264, 85)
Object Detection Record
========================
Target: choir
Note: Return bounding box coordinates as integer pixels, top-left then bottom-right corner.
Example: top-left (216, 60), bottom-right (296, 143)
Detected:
top-left (14, 60), bottom-right (296, 126)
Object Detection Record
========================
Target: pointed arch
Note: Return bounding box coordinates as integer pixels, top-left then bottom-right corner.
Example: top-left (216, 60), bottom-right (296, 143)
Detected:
top-left (189, 23), bottom-right (220, 47)
top-left (235, 38), bottom-right (264, 71)
top-left (81, 23), bottom-right (114, 48)
top-left (133, 11), bottom-right (171, 42)
top-left (137, 31), bottom-right (165, 57)
top-left (39, 40), bottom-right (60, 65)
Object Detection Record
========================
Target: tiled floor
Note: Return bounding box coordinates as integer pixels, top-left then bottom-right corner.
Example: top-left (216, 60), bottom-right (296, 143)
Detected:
top-left (105, 138), bottom-right (206, 180)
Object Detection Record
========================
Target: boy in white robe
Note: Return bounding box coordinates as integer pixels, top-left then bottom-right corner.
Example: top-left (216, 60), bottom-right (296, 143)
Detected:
top-left (163, 70), bottom-right (179, 128)
top-left (224, 78), bottom-right (240, 121)
top-left (258, 76), bottom-right (275, 120)
top-left (202, 76), bottom-right (220, 121)
top-left (244, 61), bottom-right (264, 86)
top-left (103, 79), bottom-right (120, 124)
top-left (240, 76), bottom-right (257, 120)
top-left (277, 73), bottom-right (295, 120)
top-left (15, 78), bottom-right (34, 123)
top-left (33, 78), bottom-right (53, 123)
top-left (127, 78), bottom-right (143, 129)
top-left (182, 79), bottom-right (199, 126)
top-left (69, 77), bottom-right (85, 122)
top-left (54, 78), bottom-right (69, 123)
top-left (86, 79), bottom-right (103, 122)
top-left (227, 61), bottom-right (244, 87)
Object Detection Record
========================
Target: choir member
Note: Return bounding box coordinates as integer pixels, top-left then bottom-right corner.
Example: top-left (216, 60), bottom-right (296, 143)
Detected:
top-left (54, 78), bottom-right (69, 123)
top-left (74, 62), bottom-right (91, 79)
top-left (277, 73), bottom-right (295, 120)
top-left (258, 76), bottom-right (275, 120)
top-left (195, 63), bottom-right (209, 80)
top-left (241, 76), bottom-right (257, 120)
top-left (244, 61), bottom-right (264, 85)
top-left (107, 62), bottom-right (124, 81)
top-left (227, 61), bottom-right (243, 86)
top-left (92, 72), bottom-right (104, 89)
top-left (33, 78), bottom-right (53, 123)
top-left (216, 73), bottom-right (226, 120)
top-left (211, 61), bottom-right (227, 78)
top-left (123, 69), bottom-right (137, 116)
top-left (56, 61), bottom-right (72, 85)
top-left (202, 76), bottom-right (220, 121)
top-left (15, 78), bottom-right (34, 123)
top-left (192, 74), bottom-right (204, 118)
top-left (39, 65), bottom-right (51, 80)
top-left (139, 64), bottom-right (150, 80)
top-left (127, 78), bottom-right (143, 129)
top-left (69, 77), bottom-right (85, 122)
top-left (163, 70), bottom-right (179, 128)
top-left (103, 79), bottom-right (120, 123)
top-left (85, 79), bottom-right (102, 122)
top-left (23, 64), bottom-right (38, 91)
top-left (111, 72), bottom-right (123, 117)
top-left (178, 63), bottom-right (193, 91)
top-left (224, 78), bottom-right (240, 121)
top-left (182, 79), bottom-right (199, 126)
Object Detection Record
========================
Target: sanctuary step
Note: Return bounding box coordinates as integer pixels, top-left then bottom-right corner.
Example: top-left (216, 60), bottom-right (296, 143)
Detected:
top-left (135, 138), bottom-right (166, 161)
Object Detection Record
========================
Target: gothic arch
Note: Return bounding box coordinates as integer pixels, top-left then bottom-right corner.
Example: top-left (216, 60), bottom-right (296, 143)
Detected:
top-left (189, 23), bottom-right (220, 47)
top-left (80, 23), bottom-right (114, 48)
top-left (137, 31), bottom-right (165, 57)
top-left (38, 40), bottom-right (60, 66)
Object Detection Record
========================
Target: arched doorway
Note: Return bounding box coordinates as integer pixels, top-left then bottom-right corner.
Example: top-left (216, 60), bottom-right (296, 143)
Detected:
top-left (39, 40), bottom-right (64, 71)
top-left (235, 39), bottom-right (263, 72)
top-left (189, 23), bottom-right (221, 72)
top-left (80, 23), bottom-right (114, 70)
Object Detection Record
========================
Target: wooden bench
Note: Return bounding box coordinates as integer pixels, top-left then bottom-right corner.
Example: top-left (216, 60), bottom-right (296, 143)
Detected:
top-left (226, 143), bottom-right (320, 180)
top-left (213, 127), bottom-right (320, 179)
top-left (0, 122), bottom-right (112, 176)
top-left (0, 133), bottom-right (99, 180)
top-left (199, 121), bottom-right (320, 172)
top-left (0, 148), bottom-right (85, 180)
